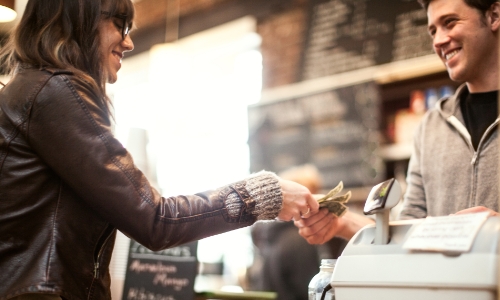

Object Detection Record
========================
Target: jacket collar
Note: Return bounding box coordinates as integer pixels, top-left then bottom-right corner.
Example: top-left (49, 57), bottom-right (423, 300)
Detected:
top-left (436, 83), bottom-right (468, 122)
top-left (436, 83), bottom-right (500, 146)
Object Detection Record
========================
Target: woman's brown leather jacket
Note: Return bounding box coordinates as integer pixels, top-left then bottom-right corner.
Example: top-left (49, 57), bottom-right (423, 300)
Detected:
top-left (0, 68), bottom-right (282, 299)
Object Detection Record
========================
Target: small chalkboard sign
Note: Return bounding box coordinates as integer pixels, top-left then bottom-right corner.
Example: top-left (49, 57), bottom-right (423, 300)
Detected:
top-left (122, 240), bottom-right (198, 300)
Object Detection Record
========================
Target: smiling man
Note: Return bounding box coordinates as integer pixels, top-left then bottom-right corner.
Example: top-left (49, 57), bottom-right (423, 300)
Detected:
top-left (400, 0), bottom-right (500, 219)
top-left (427, 0), bottom-right (499, 92)
top-left (295, 0), bottom-right (500, 245)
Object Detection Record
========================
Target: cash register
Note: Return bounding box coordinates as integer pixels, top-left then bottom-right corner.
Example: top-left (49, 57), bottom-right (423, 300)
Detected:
top-left (330, 178), bottom-right (500, 300)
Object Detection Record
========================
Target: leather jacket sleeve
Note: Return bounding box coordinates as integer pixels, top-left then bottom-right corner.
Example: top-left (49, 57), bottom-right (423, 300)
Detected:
top-left (11, 69), bottom-right (283, 250)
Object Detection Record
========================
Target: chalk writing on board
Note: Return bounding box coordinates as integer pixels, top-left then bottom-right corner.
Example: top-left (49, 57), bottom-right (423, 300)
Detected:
top-left (122, 240), bottom-right (198, 300)
top-left (248, 81), bottom-right (383, 189)
top-left (301, 0), bottom-right (433, 80)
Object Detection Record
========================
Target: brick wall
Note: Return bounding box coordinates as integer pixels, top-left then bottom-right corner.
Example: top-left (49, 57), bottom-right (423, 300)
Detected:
top-left (133, 0), bottom-right (310, 89)
top-left (257, 2), bottom-right (308, 89)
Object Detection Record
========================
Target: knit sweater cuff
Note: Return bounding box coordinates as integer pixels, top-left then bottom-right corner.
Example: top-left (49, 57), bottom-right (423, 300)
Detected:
top-left (225, 171), bottom-right (283, 221)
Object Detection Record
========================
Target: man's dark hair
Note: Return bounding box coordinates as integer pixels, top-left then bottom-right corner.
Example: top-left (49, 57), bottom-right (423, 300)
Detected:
top-left (418, 0), bottom-right (499, 14)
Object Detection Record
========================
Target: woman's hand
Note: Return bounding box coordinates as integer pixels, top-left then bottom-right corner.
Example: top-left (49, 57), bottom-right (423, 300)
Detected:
top-left (277, 178), bottom-right (319, 222)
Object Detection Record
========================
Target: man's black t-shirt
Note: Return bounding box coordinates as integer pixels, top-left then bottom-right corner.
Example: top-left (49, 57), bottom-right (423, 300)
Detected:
top-left (460, 90), bottom-right (498, 150)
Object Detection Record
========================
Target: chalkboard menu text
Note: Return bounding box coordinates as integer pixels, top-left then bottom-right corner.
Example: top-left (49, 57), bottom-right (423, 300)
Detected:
top-left (301, 0), bottom-right (433, 80)
top-left (248, 81), bottom-right (384, 190)
top-left (122, 240), bottom-right (198, 300)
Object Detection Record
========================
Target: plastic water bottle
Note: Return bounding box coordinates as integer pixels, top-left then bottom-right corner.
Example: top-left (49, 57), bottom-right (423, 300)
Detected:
top-left (308, 259), bottom-right (336, 300)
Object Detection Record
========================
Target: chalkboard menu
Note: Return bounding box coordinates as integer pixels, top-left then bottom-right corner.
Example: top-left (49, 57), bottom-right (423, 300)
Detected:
top-left (122, 240), bottom-right (198, 300)
top-left (301, 0), bottom-right (433, 80)
top-left (248, 81), bottom-right (384, 190)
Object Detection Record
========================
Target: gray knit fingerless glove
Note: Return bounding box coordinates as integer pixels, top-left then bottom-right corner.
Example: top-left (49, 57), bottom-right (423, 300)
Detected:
top-left (225, 171), bottom-right (283, 220)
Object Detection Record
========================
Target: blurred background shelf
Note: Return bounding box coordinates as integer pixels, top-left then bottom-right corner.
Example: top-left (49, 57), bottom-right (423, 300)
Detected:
top-left (378, 143), bottom-right (413, 161)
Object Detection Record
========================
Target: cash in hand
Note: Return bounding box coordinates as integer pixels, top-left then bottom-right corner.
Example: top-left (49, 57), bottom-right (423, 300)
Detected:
top-left (316, 181), bottom-right (351, 217)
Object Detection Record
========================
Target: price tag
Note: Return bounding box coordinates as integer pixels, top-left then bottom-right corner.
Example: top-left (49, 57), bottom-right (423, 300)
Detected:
top-left (402, 212), bottom-right (489, 252)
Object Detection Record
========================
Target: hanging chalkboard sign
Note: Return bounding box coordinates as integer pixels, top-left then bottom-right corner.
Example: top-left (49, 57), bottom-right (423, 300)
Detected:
top-left (248, 81), bottom-right (384, 190)
top-left (122, 240), bottom-right (198, 300)
top-left (301, 0), bottom-right (433, 80)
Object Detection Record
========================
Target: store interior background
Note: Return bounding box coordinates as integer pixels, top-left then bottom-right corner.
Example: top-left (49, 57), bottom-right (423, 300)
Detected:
top-left (0, 0), bottom-right (464, 298)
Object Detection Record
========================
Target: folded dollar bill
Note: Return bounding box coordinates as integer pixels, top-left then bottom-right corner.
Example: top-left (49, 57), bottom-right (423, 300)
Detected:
top-left (317, 181), bottom-right (351, 217)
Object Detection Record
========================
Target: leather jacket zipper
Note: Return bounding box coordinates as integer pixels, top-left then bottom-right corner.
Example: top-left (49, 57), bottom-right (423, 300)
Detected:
top-left (93, 224), bottom-right (115, 279)
top-left (88, 224), bottom-right (115, 300)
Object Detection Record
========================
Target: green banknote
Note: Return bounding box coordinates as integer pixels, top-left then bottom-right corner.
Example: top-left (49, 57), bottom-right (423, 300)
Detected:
top-left (317, 181), bottom-right (351, 217)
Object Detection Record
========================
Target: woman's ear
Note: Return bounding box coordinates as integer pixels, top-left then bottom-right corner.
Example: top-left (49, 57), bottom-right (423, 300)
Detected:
top-left (488, 2), bottom-right (500, 32)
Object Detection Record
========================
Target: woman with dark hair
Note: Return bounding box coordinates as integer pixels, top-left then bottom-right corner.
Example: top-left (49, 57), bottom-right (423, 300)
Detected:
top-left (0, 0), bottom-right (319, 299)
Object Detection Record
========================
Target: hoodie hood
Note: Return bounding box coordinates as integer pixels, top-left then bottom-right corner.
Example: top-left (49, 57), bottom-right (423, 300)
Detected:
top-left (436, 83), bottom-right (467, 121)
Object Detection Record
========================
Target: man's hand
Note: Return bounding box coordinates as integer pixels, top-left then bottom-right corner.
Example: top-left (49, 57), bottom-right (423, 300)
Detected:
top-left (294, 208), bottom-right (338, 244)
top-left (294, 208), bottom-right (375, 244)
top-left (454, 206), bottom-right (499, 217)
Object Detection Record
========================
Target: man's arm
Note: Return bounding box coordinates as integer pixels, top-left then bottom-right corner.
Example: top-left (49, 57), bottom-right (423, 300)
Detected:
top-left (398, 122), bottom-right (428, 220)
top-left (454, 206), bottom-right (499, 216)
top-left (295, 123), bottom-right (429, 244)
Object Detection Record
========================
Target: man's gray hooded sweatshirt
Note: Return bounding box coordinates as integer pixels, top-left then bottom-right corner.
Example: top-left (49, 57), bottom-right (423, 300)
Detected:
top-left (399, 84), bottom-right (499, 219)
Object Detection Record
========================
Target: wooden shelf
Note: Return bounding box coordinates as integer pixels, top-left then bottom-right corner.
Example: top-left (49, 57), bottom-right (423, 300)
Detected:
top-left (259, 54), bottom-right (445, 104)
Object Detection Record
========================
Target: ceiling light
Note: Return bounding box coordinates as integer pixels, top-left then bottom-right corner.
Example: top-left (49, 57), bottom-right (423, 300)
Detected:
top-left (0, 0), bottom-right (16, 23)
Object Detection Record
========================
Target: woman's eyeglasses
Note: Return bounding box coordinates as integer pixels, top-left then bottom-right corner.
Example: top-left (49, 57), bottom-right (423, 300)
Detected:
top-left (101, 11), bottom-right (130, 40)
